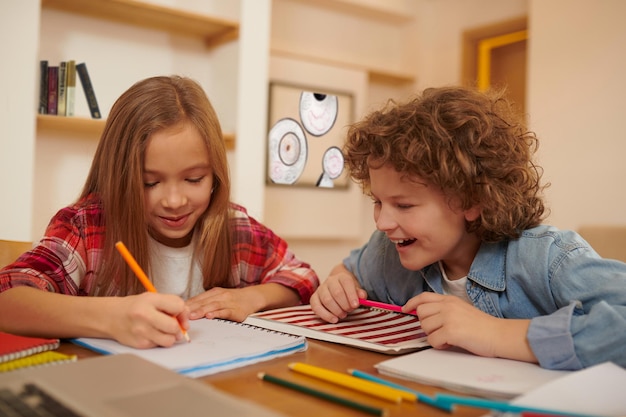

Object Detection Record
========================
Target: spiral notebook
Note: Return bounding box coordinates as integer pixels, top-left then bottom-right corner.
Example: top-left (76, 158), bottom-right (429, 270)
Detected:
top-left (0, 332), bottom-right (60, 363)
top-left (243, 304), bottom-right (430, 354)
top-left (73, 318), bottom-right (307, 378)
top-left (0, 350), bottom-right (77, 373)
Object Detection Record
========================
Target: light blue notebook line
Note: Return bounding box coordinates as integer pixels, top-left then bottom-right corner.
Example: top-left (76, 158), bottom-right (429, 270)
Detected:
top-left (72, 318), bottom-right (308, 378)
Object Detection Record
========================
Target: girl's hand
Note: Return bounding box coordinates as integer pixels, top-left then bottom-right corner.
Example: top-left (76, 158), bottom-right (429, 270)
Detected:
top-left (310, 264), bottom-right (367, 323)
top-left (186, 284), bottom-right (299, 322)
top-left (186, 287), bottom-right (255, 322)
top-left (110, 292), bottom-right (189, 349)
top-left (406, 292), bottom-right (536, 362)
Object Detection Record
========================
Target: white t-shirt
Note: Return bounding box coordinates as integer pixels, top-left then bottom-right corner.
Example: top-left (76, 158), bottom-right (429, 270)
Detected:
top-left (439, 260), bottom-right (471, 303)
top-left (148, 236), bottom-right (204, 299)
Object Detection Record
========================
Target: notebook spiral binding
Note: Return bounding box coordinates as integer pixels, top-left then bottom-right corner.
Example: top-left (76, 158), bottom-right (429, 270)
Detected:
top-left (215, 318), bottom-right (302, 339)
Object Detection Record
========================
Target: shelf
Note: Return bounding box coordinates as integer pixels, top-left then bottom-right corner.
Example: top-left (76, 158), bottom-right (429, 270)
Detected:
top-left (41, 0), bottom-right (239, 48)
top-left (284, 0), bottom-right (414, 23)
top-left (37, 115), bottom-right (235, 150)
top-left (271, 47), bottom-right (415, 84)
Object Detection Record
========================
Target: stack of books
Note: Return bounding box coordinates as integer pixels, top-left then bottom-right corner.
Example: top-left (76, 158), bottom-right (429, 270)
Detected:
top-left (0, 332), bottom-right (76, 372)
top-left (39, 60), bottom-right (100, 119)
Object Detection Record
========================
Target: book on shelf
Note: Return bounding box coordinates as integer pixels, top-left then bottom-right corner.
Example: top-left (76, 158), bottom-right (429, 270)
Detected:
top-left (243, 304), bottom-right (431, 355)
top-left (0, 332), bottom-right (60, 363)
top-left (76, 62), bottom-right (101, 119)
top-left (39, 60), bottom-right (48, 114)
top-left (65, 60), bottom-right (76, 116)
top-left (73, 317), bottom-right (307, 378)
top-left (57, 61), bottom-right (67, 116)
top-left (0, 350), bottom-right (77, 373)
top-left (374, 347), bottom-right (570, 400)
top-left (47, 65), bottom-right (58, 115)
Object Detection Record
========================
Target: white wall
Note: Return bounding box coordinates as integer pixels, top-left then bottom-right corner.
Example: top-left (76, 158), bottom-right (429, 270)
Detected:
top-left (527, 0), bottom-right (626, 229)
top-left (0, 1), bottom-right (40, 241)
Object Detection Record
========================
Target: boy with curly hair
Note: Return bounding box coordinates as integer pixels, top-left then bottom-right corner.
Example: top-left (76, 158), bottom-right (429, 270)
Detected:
top-left (310, 86), bottom-right (626, 370)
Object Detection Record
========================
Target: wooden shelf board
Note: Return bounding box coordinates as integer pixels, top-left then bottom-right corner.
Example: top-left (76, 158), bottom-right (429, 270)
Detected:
top-left (37, 115), bottom-right (235, 150)
top-left (41, 0), bottom-right (239, 48)
top-left (271, 48), bottom-right (415, 84)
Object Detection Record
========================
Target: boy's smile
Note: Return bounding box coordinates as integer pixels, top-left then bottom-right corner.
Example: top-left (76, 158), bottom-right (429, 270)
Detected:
top-left (369, 164), bottom-right (481, 280)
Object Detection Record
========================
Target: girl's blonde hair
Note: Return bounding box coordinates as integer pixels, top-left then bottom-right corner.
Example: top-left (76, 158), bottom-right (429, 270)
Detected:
top-left (344, 86), bottom-right (548, 242)
top-left (81, 75), bottom-right (232, 295)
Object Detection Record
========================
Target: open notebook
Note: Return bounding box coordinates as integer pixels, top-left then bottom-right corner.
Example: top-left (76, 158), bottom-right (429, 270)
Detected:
top-left (375, 347), bottom-right (570, 399)
top-left (0, 353), bottom-right (286, 417)
top-left (74, 318), bottom-right (306, 378)
top-left (244, 304), bottom-right (430, 354)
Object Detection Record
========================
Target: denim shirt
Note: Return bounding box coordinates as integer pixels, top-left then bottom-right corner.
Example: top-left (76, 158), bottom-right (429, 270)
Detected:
top-left (343, 225), bottom-right (626, 370)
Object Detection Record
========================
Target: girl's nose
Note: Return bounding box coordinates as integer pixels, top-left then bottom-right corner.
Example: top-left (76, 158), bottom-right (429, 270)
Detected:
top-left (162, 186), bottom-right (187, 209)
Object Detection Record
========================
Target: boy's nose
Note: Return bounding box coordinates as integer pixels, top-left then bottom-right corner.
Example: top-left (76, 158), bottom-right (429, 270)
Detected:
top-left (375, 206), bottom-right (397, 232)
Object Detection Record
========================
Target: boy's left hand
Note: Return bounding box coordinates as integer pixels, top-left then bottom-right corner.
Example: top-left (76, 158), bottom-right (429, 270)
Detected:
top-left (406, 292), bottom-right (536, 363)
top-left (406, 292), bottom-right (500, 357)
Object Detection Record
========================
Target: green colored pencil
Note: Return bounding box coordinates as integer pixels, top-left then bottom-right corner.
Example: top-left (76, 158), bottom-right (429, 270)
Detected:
top-left (258, 372), bottom-right (388, 416)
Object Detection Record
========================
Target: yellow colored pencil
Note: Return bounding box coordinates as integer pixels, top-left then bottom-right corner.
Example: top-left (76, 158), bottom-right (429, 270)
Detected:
top-left (115, 241), bottom-right (190, 343)
top-left (288, 362), bottom-right (415, 403)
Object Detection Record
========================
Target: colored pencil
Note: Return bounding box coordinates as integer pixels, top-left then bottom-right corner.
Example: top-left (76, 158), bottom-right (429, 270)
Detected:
top-left (288, 362), bottom-right (410, 403)
top-left (358, 298), bottom-right (416, 315)
top-left (348, 369), bottom-right (453, 412)
top-left (258, 372), bottom-right (388, 416)
top-left (434, 393), bottom-right (600, 417)
top-left (115, 241), bottom-right (190, 343)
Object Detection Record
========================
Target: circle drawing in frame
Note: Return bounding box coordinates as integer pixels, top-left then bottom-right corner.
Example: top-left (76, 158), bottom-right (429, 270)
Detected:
top-left (299, 92), bottom-right (338, 137)
top-left (316, 146), bottom-right (345, 188)
top-left (267, 118), bottom-right (308, 185)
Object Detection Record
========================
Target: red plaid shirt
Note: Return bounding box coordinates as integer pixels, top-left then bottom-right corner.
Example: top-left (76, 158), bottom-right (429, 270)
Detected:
top-left (0, 195), bottom-right (319, 303)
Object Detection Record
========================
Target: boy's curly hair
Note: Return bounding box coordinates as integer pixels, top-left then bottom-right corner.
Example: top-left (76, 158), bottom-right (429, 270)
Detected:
top-left (344, 86), bottom-right (548, 242)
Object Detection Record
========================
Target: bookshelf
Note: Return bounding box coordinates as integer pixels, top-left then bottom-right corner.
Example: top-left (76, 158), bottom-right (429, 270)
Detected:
top-left (36, 115), bottom-right (236, 150)
top-left (41, 0), bottom-right (239, 48)
top-left (38, 0), bottom-right (239, 149)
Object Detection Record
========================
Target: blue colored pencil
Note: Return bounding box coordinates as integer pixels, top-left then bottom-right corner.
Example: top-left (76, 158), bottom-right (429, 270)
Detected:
top-left (347, 369), bottom-right (453, 413)
top-left (434, 393), bottom-right (601, 417)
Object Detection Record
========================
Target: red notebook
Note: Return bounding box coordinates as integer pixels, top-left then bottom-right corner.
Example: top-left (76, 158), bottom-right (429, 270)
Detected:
top-left (0, 332), bottom-right (60, 363)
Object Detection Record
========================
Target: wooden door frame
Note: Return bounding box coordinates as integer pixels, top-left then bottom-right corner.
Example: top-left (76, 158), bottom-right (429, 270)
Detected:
top-left (461, 16), bottom-right (528, 88)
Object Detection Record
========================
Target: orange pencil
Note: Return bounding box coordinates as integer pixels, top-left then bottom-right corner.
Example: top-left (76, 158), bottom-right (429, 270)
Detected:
top-left (115, 241), bottom-right (191, 343)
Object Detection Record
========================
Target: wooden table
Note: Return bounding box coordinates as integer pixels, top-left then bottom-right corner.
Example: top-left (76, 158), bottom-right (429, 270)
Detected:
top-left (59, 339), bottom-right (484, 417)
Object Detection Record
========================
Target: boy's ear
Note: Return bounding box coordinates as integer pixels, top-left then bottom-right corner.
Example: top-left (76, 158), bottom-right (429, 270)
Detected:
top-left (464, 205), bottom-right (482, 222)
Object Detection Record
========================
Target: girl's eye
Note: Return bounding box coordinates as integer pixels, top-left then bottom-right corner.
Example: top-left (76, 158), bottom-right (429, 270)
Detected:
top-left (397, 204), bottom-right (413, 209)
top-left (144, 182), bottom-right (158, 188)
top-left (187, 176), bottom-right (204, 184)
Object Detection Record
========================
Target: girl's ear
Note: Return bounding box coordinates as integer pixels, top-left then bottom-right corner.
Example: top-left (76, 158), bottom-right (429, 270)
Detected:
top-left (464, 205), bottom-right (482, 222)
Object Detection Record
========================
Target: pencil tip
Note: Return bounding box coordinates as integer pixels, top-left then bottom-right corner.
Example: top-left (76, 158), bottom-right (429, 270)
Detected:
top-left (257, 372), bottom-right (265, 379)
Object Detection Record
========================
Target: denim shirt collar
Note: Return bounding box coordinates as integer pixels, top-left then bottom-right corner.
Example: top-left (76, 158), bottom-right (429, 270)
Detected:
top-left (467, 241), bottom-right (508, 292)
top-left (423, 240), bottom-right (508, 293)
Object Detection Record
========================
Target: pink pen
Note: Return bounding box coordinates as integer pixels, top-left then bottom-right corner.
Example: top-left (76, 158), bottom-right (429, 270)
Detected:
top-left (358, 298), bottom-right (416, 315)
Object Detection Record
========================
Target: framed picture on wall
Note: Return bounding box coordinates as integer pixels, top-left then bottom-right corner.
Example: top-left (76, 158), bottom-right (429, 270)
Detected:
top-left (266, 82), bottom-right (353, 189)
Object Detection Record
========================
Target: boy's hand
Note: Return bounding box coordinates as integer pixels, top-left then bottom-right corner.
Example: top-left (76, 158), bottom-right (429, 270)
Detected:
top-left (406, 292), bottom-right (536, 362)
top-left (310, 264), bottom-right (367, 323)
